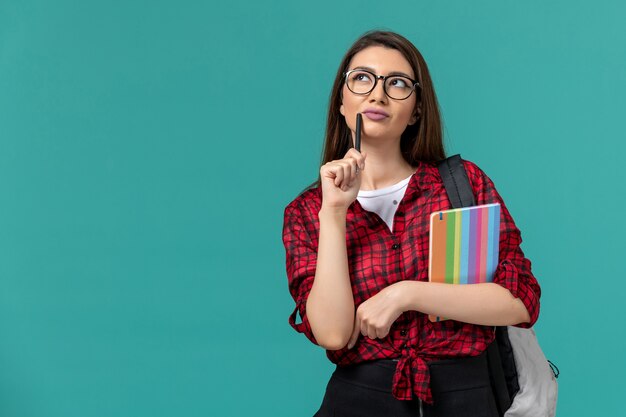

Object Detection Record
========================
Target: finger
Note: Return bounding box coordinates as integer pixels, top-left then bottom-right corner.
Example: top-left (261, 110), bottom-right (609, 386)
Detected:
top-left (332, 164), bottom-right (344, 187)
top-left (346, 149), bottom-right (366, 171)
top-left (361, 319), bottom-right (375, 339)
top-left (340, 162), bottom-right (353, 190)
top-left (376, 326), bottom-right (390, 339)
top-left (321, 166), bottom-right (340, 188)
top-left (347, 315), bottom-right (360, 349)
top-left (350, 158), bottom-right (359, 182)
top-left (344, 158), bottom-right (357, 184)
top-left (366, 323), bottom-right (377, 340)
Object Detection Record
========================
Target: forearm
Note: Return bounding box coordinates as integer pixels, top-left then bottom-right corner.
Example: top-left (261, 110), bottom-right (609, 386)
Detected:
top-left (306, 207), bottom-right (355, 349)
top-left (402, 281), bottom-right (530, 326)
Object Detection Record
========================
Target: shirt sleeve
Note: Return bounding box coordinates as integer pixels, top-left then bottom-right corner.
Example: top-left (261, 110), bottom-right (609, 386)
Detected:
top-left (464, 161), bottom-right (541, 328)
top-left (282, 202), bottom-right (319, 345)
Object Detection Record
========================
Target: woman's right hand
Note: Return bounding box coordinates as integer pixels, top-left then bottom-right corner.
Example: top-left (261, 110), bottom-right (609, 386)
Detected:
top-left (320, 148), bottom-right (367, 210)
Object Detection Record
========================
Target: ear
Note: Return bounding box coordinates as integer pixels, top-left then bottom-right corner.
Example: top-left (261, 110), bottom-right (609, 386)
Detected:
top-left (408, 107), bottom-right (421, 125)
top-left (340, 103), bottom-right (345, 116)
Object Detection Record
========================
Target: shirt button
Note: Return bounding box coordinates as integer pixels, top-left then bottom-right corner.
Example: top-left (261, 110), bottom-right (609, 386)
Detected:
top-left (400, 330), bottom-right (407, 336)
top-left (392, 243), bottom-right (400, 250)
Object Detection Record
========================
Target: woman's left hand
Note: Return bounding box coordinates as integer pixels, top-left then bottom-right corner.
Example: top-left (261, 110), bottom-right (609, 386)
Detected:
top-left (347, 281), bottom-right (412, 349)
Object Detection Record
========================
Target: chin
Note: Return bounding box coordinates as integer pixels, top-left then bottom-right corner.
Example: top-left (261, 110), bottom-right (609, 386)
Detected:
top-left (365, 130), bottom-right (404, 142)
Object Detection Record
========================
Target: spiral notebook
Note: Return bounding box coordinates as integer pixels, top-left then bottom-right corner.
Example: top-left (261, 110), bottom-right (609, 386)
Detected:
top-left (428, 203), bottom-right (501, 322)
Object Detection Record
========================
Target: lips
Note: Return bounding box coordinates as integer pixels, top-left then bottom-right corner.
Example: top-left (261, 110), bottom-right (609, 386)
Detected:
top-left (362, 108), bottom-right (389, 121)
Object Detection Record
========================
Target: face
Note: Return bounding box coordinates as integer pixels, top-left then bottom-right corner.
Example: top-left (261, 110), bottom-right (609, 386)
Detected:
top-left (340, 46), bottom-right (418, 144)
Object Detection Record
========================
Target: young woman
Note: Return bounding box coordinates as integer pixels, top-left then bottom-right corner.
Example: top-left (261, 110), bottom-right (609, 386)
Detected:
top-left (282, 30), bottom-right (540, 417)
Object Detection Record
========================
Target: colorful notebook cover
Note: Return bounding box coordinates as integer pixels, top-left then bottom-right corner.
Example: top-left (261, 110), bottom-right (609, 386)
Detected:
top-left (428, 203), bottom-right (501, 322)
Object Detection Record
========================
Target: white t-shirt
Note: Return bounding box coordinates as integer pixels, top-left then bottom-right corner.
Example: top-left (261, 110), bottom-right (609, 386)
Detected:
top-left (356, 174), bottom-right (413, 233)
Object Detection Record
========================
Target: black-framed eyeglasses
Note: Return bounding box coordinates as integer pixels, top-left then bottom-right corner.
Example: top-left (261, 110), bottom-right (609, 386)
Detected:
top-left (344, 69), bottom-right (420, 100)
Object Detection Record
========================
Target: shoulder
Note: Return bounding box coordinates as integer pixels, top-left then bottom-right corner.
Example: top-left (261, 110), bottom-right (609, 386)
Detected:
top-left (284, 186), bottom-right (322, 219)
top-left (419, 155), bottom-right (497, 197)
top-left (461, 158), bottom-right (485, 176)
top-left (458, 157), bottom-right (505, 205)
top-left (460, 158), bottom-right (491, 187)
top-left (459, 157), bottom-right (484, 175)
top-left (412, 157), bottom-right (489, 188)
top-left (282, 186), bottom-right (322, 244)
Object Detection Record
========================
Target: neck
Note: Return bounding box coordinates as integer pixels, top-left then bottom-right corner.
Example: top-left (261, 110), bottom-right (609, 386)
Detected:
top-left (359, 137), bottom-right (416, 191)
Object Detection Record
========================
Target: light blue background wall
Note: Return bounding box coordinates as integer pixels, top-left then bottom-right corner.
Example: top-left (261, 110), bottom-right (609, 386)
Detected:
top-left (1, 1), bottom-right (624, 416)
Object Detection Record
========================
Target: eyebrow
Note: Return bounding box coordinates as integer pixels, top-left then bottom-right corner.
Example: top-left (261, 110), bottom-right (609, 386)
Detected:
top-left (352, 66), bottom-right (415, 80)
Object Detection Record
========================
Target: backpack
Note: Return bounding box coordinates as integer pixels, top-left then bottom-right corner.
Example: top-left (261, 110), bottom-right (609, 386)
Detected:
top-left (437, 154), bottom-right (559, 417)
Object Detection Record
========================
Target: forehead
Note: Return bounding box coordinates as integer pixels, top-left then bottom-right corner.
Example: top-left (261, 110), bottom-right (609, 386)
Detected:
top-left (347, 46), bottom-right (414, 78)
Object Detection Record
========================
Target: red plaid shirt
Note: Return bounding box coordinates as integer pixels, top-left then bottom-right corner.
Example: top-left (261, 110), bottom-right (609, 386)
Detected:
top-left (283, 159), bottom-right (540, 403)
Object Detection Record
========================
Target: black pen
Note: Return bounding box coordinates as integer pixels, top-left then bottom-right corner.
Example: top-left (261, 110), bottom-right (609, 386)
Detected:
top-left (355, 113), bottom-right (362, 152)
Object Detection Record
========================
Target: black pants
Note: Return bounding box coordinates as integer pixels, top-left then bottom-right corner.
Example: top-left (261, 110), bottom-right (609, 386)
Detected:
top-left (313, 351), bottom-right (499, 417)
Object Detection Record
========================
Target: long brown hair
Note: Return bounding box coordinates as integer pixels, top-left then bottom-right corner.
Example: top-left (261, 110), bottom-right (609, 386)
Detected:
top-left (303, 30), bottom-right (445, 193)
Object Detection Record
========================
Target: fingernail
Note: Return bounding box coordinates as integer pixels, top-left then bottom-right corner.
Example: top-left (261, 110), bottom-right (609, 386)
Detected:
top-left (348, 343), bottom-right (353, 349)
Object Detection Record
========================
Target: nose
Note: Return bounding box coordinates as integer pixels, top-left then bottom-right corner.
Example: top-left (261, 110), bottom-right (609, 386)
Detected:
top-left (369, 77), bottom-right (387, 103)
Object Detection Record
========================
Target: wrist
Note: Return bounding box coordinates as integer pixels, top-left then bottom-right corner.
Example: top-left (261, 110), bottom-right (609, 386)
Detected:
top-left (399, 280), bottom-right (421, 312)
top-left (319, 205), bottom-right (348, 219)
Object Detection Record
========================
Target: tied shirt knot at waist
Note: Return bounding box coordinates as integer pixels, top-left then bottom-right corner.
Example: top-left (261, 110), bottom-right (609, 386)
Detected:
top-left (392, 347), bottom-right (435, 404)
top-left (390, 345), bottom-right (493, 405)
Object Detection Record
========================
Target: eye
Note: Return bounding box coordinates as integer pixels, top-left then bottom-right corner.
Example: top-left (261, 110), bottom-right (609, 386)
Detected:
top-left (351, 71), bottom-right (373, 83)
top-left (388, 77), bottom-right (409, 89)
